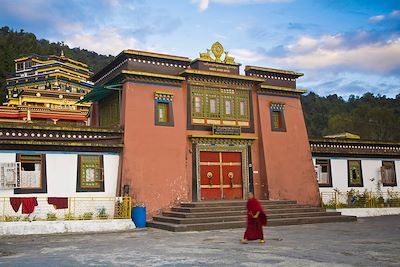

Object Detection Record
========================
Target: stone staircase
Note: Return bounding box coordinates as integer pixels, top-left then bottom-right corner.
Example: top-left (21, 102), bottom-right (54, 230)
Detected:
top-left (147, 200), bottom-right (357, 232)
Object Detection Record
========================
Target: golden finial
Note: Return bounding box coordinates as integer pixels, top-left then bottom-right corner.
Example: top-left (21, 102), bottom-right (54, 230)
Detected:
top-left (61, 50), bottom-right (65, 57)
top-left (198, 42), bottom-right (236, 64)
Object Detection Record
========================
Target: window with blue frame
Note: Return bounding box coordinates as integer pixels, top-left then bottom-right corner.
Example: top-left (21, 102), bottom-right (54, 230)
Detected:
top-left (154, 92), bottom-right (174, 126)
top-left (270, 102), bottom-right (286, 132)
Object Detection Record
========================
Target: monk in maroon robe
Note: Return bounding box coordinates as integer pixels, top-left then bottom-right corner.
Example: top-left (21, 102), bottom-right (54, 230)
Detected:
top-left (241, 192), bottom-right (267, 244)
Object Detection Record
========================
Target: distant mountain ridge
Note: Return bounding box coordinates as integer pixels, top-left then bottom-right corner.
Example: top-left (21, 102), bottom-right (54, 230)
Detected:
top-left (1, 26), bottom-right (399, 141)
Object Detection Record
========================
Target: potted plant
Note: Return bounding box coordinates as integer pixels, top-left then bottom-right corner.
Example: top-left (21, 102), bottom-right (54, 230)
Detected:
top-left (64, 213), bottom-right (75, 220)
top-left (82, 212), bottom-right (93, 220)
top-left (46, 212), bottom-right (57, 221)
top-left (97, 207), bottom-right (109, 220)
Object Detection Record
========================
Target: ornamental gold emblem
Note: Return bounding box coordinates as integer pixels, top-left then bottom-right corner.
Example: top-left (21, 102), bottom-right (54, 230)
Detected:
top-left (199, 42), bottom-right (236, 64)
top-left (211, 42), bottom-right (224, 62)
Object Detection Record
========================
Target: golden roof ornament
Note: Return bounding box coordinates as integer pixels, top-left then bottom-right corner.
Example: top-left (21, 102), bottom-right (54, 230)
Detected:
top-left (61, 50), bottom-right (65, 57)
top-left (199, 42), bottom-right (237, 65)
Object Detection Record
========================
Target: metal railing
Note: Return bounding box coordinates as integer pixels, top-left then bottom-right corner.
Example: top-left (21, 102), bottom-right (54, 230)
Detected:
top-left (0, 196), bottom-right (132, 222)
top-left (320, 191), bottom-right (400, 209)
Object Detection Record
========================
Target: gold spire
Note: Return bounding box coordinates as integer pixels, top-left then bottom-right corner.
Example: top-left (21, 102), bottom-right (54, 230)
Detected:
top-left (61, 50), bottom-right (65, 57)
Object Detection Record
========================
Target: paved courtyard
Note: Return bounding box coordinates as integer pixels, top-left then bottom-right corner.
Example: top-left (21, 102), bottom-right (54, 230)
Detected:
top-left (0, 215), bottom-right (399, 266)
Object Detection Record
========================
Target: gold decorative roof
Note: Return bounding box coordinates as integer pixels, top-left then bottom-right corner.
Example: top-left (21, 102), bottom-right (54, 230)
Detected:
top-left (323, 132), bottom-right (361, 140)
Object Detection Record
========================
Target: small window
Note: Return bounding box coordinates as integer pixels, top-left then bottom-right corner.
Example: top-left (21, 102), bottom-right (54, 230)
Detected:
top-left (15, 154), bottom-right (47, 194)
top-left (158, 102), bottom-right (169, 123)
top-left (210, 98), bottom-right (216, 114)
top-left (348, 160), bottom-right (363, 187)
top-left (316, 159), bottom-right (332, 187)
top-left (225, 100), bottom-right (232, 115)
top-left (25, 61), bottom-right (32, 69)
top-left (381, 161), bottom-right (397, 186)
top-left (194, 96), bottom-right (201, 113)
top-left (271, 110), bottom-right (286, 132)
top-left (155, 101), bottom-right (174, 126)
top-left (16, 62), bottom-right (24, 71)
top-left (239, 101), bottom-right (246, 116)
top-left (77, 155), bottom-right (104, 192)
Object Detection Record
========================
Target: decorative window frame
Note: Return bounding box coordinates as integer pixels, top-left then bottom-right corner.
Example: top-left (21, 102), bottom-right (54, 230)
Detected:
top-left (347, 160), bottom-right (364, 187)
top-left (154, 92), bottom-right (174, 127)
top-left (76, 154), bottom-right (105, 192)
top-left (189, 85), bottom-right (251, 127)
top-left (270, 102), bottom-right (286, 132)
top-left (381, 160), bottom-right (397, 187)
top-left (315, 159), bottom-right (332, 187)
top-left (14, 154), bottom-right (47, 194)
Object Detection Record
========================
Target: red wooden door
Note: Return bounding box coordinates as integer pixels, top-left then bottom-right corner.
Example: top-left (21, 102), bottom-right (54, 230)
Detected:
top-left (200, 151), bottom-right (243, 200)
top-left (221, 152), bottom-right (243, 200)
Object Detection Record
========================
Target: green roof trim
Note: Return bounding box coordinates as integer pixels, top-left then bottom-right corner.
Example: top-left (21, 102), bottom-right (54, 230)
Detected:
top-left (0, 140), bottom-right (124, 148)
top-left (79, 84), bottom-right (122, 103)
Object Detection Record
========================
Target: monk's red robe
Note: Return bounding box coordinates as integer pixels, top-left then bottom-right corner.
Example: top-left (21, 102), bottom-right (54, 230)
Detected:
top-left (244, 198), bottom-right (267, 240)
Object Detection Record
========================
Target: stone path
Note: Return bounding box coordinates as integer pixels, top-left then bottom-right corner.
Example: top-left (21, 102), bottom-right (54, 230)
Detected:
top-left (0, 215), bottom-right (399, 266)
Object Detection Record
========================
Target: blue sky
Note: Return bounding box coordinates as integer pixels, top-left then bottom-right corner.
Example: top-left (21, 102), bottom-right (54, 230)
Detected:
top-left (1, 0), bottom-right (399, 97)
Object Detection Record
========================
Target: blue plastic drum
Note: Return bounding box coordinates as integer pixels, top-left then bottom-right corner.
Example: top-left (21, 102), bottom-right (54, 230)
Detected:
top-left (132, 207), bottom-right (146, 228)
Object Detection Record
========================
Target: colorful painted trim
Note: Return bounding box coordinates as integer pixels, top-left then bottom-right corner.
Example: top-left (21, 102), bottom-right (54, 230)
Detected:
top-left (123, 50), bottom-right (192, 62)
top-left (180, 69), bottom-right (264, 82)
top-left (121, 70), bottom-right (185, 81)
top-left (245, 65), bottom-right (304, 77)
top-left (190, 58), bottom-right (241, 66)
top-left (310, 139), bottom-right (400, 157)
top-left (0, 140), bottom-right (123, 148)
top-left (189, 134), bottom-right (257, 140)
top-left (260, 84), bottom-right (307, 94)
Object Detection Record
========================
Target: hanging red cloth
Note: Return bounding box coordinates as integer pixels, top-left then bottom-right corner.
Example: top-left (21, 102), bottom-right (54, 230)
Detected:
top-left (10, 197), bottom-right (22, 212)
top-left (48, 197), bottom-right (68, 209)
top-left (21, 198), bottom-right (38, 214)
top-left (9, 197), bottom-right (38, 214)
top-left (243, 197), bottom-right (267, 241)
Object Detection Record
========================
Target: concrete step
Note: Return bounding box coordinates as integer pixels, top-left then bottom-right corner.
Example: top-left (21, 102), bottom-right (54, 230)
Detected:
top-left (172, 204), bottom-right (314, 213)
top-left (147, 215), bottom-right (357, 232)
top-left (163, 207), bottom-right (326, 218)
top-left (153, 211), bottom-right (343, 225)
top-left (180, 200), bottom-right (297, 207)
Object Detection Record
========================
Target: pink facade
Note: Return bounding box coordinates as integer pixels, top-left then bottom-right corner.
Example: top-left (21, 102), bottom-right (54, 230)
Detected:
top-left (90, 44), bottom-right (320, 217)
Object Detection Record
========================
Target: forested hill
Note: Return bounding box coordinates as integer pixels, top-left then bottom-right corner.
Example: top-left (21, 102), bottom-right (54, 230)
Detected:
top-left (301, 93), bottom-right (400, 141)
top-left (1, 26), bottom-right (400, 141)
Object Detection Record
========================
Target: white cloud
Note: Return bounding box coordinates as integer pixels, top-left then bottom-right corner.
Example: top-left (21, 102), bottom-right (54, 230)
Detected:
top-left (192, 0), bottom-right (290, 11)
top-left (369, 15), bottom-right (385, 23)
top-left (280, 37), bottom-right (400, 74)
top-left (192, 0), bottom-right (209, 12)
top-left (216, 0), bottom-right (290, 3)
top-left (105, 0), bottom-right (120, 7)
top-left (390, 10), bottom-right (400, 17)
top-left (230, 35), bottom-right (400, 75)
top-left (64, 27), bottom-right (139, 55)
top-left (230, 48), bottom-right (267, 63)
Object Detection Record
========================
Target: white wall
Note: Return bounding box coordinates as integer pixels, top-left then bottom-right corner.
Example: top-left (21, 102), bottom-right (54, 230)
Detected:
top-left (314, 157), bottom-right (400, 193)
top-left (0, 151), bottom-right (120, 197)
